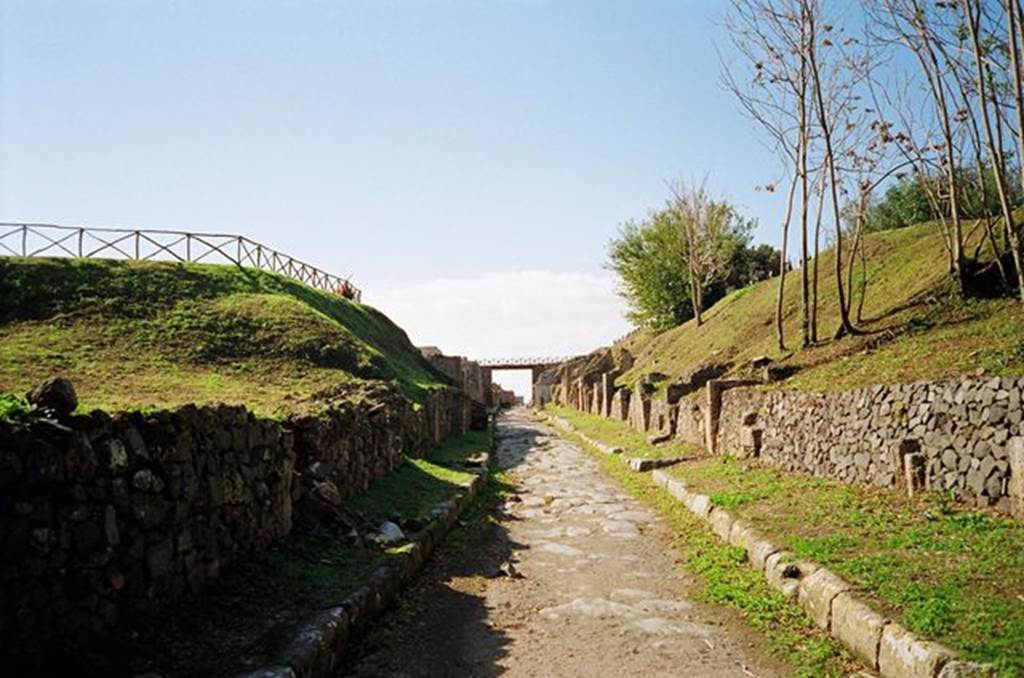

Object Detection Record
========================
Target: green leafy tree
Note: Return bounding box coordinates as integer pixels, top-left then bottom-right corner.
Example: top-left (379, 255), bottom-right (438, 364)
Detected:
top-left (607, 193), bottom-right (773, 331)
top-left (606, 210), bottom-right (691, 331)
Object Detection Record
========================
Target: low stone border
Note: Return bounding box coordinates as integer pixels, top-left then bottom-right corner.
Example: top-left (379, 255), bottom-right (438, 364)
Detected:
top-left (625, 456), bottom-right (687, 472)
top-left (650, 469), bottom-right (992, 678)
top-left (235, 454), bottom-right (491, 678)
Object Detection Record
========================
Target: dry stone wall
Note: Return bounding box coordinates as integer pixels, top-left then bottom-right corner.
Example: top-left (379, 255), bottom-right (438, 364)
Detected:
top-left (554, 363), bottom-right (1024, 516)
top-left (722, 377), bottom-right (1024, 511)
top-left (0, 386), bottom-right (471, 666)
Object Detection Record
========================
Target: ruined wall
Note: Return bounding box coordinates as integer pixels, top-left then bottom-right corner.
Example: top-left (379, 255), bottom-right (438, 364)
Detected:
top-left (0, 386), bottom-right (471, 664)
top-left (0, 405), bottom-right (295, 660)
top-left (719, 377), bottom-right (1024, 511)
top-left (558, 364), bottom-right (1024, 515)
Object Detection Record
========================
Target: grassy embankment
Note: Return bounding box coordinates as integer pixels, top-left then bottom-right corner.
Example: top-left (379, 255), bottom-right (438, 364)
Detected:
top-left (551, 405), bottom-right (1024, 676)
top-left (0, 257), bottom-right (452, 415)
top-left (616, 221), bottom-right (1024, 394)
top-left (96, 429), bottom-right (492, 676)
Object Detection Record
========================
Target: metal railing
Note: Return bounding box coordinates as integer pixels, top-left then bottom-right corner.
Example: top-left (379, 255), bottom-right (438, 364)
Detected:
top-left (477, 356), bottom-right (577, 368)
top-left (0, 222), bottom-right (361, 301)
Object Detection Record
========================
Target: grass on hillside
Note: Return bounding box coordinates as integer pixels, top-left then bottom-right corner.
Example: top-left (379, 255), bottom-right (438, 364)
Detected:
top-left (0, 258), bottom-right (452, 414)
top-left (545, 409), bottom-right (856, 677)
top-left (547, 403), bottom-right (699, 459)
top-left (617, 221), bottom-right (1024, 393)
top-left (551, 405), bottom-right (1024, 675)
top-left (91, 430), bottom-right (490, 677)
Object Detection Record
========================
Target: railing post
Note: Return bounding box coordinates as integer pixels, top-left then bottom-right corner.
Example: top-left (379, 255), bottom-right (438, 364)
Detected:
top-left (78, 228), bottom-right (84, 257)
top-left (134, 231), bottom-right (140, 260)
top-left (236, 236), bottom-right (242, 265)
top-left (186, 234), bottom-right (191, 262)
top-left (256, 244), bottom-right (262, 268)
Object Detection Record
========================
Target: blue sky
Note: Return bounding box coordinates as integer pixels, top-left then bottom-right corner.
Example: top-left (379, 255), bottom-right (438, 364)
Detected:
top-left (1, 0), bottom-right (782, 395)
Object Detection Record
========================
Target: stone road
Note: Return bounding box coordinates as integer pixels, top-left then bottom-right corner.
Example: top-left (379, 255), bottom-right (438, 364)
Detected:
top-left (344, 408), bottom-right (787, 677)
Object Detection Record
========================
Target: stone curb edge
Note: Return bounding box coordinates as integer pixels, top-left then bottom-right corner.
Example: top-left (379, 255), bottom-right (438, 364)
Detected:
top-left (648, 469), bottom-right (993, 678)
top-left (235, 448), bottom-right (493, 678)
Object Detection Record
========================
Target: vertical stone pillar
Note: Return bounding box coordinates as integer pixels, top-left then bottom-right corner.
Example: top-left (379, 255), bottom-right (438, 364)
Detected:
top-left (1009, 437), bottom-right (1024, 520)
top-left (705, 381), bottom-right (722, 454)
top-left (601, 372), bottom-right (614, 418)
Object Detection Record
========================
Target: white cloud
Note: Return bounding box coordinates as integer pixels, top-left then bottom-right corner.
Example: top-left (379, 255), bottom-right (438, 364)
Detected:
top-left (367, 270), bottom-right (631, 397)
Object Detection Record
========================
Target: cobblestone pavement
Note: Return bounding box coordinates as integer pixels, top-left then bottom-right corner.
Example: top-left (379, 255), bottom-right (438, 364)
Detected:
top-left (343, 408), bottom-right (788, 677)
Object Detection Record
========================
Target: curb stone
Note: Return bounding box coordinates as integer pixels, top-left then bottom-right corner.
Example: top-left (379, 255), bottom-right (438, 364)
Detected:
top-left (626, 456), bottom-right (687, 472)
top-left (798, 567), bottom-right (853, 630)
top-left (832, 592), bottom-right (888, 670)
top-left (647, 466), bottom-right (994, 677)
top-left (235, 453), bottom-right (490, 678)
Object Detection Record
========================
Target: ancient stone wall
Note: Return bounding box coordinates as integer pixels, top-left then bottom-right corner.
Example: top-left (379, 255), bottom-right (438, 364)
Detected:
top-left (559, 366), bottom-right (1024, 516)
top-left (0, 386), bottom-right (471, 664)
top-left (719, 377), bottom-right (1024, 511)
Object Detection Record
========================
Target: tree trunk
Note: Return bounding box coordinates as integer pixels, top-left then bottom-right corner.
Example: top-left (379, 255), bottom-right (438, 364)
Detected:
top-left (1003, 0), bottom-right (1024, 302)
top-left (776, 172), bottom-right (799, 351)
top-left (811, 177), bottom-right (825, 344)
top-left (798, 15), bottom-right (811, 349)
top-left (807, 9), bottom-right (855, 337)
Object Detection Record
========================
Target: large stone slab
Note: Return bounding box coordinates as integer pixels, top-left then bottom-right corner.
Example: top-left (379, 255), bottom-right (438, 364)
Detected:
top-left (745, 532), bottom-right (780, 572)
top-left (763, 551), bottom-right (809, 601)
top-left (1009, 438), bottom-right (1024, 520)
top-left (831, 592), bottom-right (887, 669)
top-left (878, 622), bottom-right (955, 678)
top-left (708, 508), bottom-right (735, 541)
top-left (937, 660), bottom-right (996, 677)
top-left (797, 567), bottom-right (852, 630)
top-left (684, 492), bottom-right (712, 518)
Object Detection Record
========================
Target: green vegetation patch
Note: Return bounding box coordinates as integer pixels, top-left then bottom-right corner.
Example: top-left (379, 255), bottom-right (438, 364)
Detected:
top-left (0, 258), bottom-right (452, 414)
top-left (546, 403), bottom-right (699, 460)
top-left (94, 430), bottom-right (489, 677)
top-left (616, 222), bottom-right (1024, 392)
top-left (663, 456), bottom-right (1024, 674)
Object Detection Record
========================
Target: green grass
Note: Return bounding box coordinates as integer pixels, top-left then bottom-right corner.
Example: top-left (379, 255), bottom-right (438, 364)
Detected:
top-left (0, 393), bottom-right (30, 421)
top-left (0, 258), bottom-right (453, 414)
top-left (547, 414), bottom-right (855, 677)
top-left (616, 221), bottom-right (1024, 393)
top-left (664, 456), bottom-right (1024, 675)
top-left (549, 404), bottom-right (1024, 675)
top-left (92, 429), bottom-right (490, 676)
top-left (546, 403), bottom-right (699, 460)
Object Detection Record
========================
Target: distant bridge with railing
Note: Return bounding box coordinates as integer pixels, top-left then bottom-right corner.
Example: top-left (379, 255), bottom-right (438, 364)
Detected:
top-left (476, 356), bottom-right (576, 370)
top-left (0, 222), bottom-right (362, 302)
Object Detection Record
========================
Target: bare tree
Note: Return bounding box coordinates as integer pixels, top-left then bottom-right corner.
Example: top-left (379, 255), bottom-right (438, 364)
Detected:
top-left (868, 0), bottom-right (970, 293)
top-left (723, 0), bottom-right (813, 350)
top-left (960, 0), bottom-right (1024, 301)
top-left (668, 180), bottom-right (738, 326)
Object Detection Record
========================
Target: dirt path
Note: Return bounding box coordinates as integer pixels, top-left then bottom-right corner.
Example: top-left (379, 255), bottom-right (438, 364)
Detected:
top-left (342, 408), bottom-right (790, 677)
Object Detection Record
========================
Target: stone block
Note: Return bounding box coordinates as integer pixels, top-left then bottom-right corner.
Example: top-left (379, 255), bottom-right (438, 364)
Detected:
top-left (708, 508), bottom-right (734, 541)
top-left (1010, 438), bottom-right (1024, 520)
top-left (727, 519), bottom-right (754, 550)
top-left (878, 622), bottom-right (955, 678)
top-left (746, 533), bottom-right (780, 572)
top-left (797, 567), bottom-right (852, 630)
top-left (763, 551), bottom-right (801, 601)
top-left (684, 492), bottom-right (712, 519)
top-left (831, 592), bottom-right (887, 669)
top-left (937, 660), bottom-right (996, 677)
